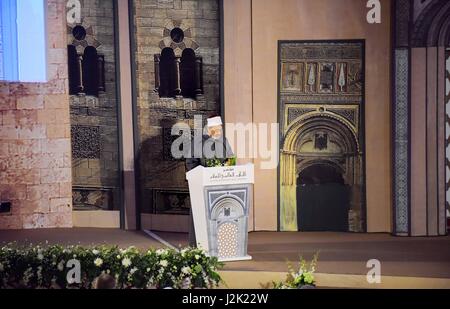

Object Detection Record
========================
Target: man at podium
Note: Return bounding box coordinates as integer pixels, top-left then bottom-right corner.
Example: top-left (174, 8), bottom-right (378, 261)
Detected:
top-left (185, 116), bottom-right (235, 247)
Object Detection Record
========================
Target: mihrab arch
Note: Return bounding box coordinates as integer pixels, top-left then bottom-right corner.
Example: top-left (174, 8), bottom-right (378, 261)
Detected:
top-left (280, 113), bottom-right (364, 232)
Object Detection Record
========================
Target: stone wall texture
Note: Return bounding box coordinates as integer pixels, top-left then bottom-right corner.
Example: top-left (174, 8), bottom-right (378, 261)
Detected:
top-left (0, 0), bottom-right (73, 229)
top-left (133, 0), bottom-right (220, 214)
top-left (0, 11), bottom-right (3, 80)
top-left (69, 0), bottom-right (121, 211)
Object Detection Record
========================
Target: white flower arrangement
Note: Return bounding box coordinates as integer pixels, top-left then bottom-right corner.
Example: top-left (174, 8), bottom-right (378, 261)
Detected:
top-left (268, 254), bottom-right (319, 289)
top-left (0, 245), bottom-right (223, 289)
top-left (94, 258), bottom-right (103, 267)
top-left (159, 260), bottom-right (168, 268)
top-left (130, 267), bottom-right (138, 275)
top-left (121, 257), bottom-right (132, 268)
top-left (181, 266), bottom-right (191, 275)
top-left (156, 249), bottom-right (167, 256)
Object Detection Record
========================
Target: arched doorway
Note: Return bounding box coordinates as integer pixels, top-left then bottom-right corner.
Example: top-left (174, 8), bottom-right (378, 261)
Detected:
top-left (278, 41), bottom-right (365, 233)
top-left (297, 163), bottom-right (350, 231)
top-left (280, 111), bottom-right (364, 232)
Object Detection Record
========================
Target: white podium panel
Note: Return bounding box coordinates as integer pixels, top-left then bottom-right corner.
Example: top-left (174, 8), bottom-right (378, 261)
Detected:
top-left (186, 164), bottom-right (254, 262)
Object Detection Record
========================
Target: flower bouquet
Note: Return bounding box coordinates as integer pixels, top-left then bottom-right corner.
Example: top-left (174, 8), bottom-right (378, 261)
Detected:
top-left (268, 253), bottom-right (319, 289)
top-left (205, 156), bottom-right (237, 168)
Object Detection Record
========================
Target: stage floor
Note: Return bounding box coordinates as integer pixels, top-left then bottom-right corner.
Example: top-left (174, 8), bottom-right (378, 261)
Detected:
top-left (1, 228), bottom-right (449, 280)
top-left (0, 228), bottom-right (163, 249)
top-left (153, 231), bottom-right (450, 279)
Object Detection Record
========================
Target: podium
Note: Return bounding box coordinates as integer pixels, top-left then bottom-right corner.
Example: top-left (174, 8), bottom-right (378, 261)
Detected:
top-left (186, 164), bottom-right (254, 262)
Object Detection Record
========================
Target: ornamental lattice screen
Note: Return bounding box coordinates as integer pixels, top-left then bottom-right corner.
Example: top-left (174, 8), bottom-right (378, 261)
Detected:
top-left (278, 41), bottom-right (365, 232)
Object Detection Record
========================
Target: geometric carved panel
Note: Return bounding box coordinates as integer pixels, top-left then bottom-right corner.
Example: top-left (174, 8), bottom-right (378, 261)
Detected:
top-left (395, 0), bottom-right (410, 48)
top-left (217, 222), bottom-right (239, 259)
top-left (152, 188), bottom-right (190, 215)
top-left (72, 187), bottom-right (113, 211)
top-left (287, 107), bottom-right (316, 125)
top-left (330, 108), bottom-right (357, 127)
top-left (285, 104), bottom-right (359, 134)
top-left (446, 50), bottom-right (450, 217)
top-left (319, 63), bottom-right (335, 93)
top-left (71, 125), bottom-right (101, 159)
top-left (205, 186), bottom-right (251, 259)
top-left (394, 49), bottom-right (410, 234)
top-left (281, 62), bottom-right (304, 92)
top-left (280, 42), bottom-right (363, 60)
top-left (280, 41), bottom-right (363, 100)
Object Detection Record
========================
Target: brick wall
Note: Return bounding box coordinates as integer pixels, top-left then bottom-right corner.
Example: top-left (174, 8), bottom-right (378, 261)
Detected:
top-left (0, 0), bottom-right (72, 229)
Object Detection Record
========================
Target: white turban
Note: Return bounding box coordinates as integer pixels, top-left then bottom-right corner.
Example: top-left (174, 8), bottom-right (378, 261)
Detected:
top-left (207, 116), bottom-right (223, 127)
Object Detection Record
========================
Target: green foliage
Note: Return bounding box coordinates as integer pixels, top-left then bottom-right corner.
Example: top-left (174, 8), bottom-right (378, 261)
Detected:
top-left (0, 244), bottom-right (224, 289)
top-left (206, 156), bottom-right (237, 168)
top-left (227, 156), bottom-right (237, 166)
top-left (265, 253), bottom-right (319, 289)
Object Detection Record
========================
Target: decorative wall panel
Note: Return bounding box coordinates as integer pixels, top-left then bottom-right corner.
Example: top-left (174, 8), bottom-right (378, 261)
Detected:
top-left (73, 187), bottom-right (115, 211)
top-left (68, 0), bottom-right (121, 212)
top-left (446, 50), bottom-right (450, 218)
top-left (133, 0), bottom-right (220, 216)
top-left (152, 188), bottom-right (190, 215)
top-left (394, 49), bottom-right (410, 234)
top-left (279, 41), bottom-right (365, 232)
top-left (71, 125), bottom-right (101, 159)
top-left (205, 186), bottom-right (251, 260)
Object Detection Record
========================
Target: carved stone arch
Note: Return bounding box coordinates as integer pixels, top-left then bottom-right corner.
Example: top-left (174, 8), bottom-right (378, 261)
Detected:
top-left (411, 0), bottom-right (450, 47)
top-left (437, 18), bottom-right (450, 46)
top-left (280, 115), bottom-right (363, 232)
top-left (283, 115), bottom-right (359, 154)
top-left (159, 20), bottom-right (200, 57)
top-left (209, 196), bottom-right (247, 258)
top-left (296, 158), bottom-right (346, 180)
top-left (67, 22), bottom-right (101, 55)
top-left (297, 123), bottom-right (355, 156)
top-left (297, 158), bottom-right (344, 171)
top-left (67, 21), bottom-right (106, 96)
top-left (426, 1), bottom-right (450, 46)
top-left (211, 197), bottom-right (245, 221)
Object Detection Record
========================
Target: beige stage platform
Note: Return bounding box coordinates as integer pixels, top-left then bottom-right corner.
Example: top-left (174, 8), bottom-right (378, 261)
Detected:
top-left (153, 231), bottom-right (450, 288)
top-left (1, 229), bottom-right (449, 288)
top-left (0, 228), bottom-right (164, 249)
